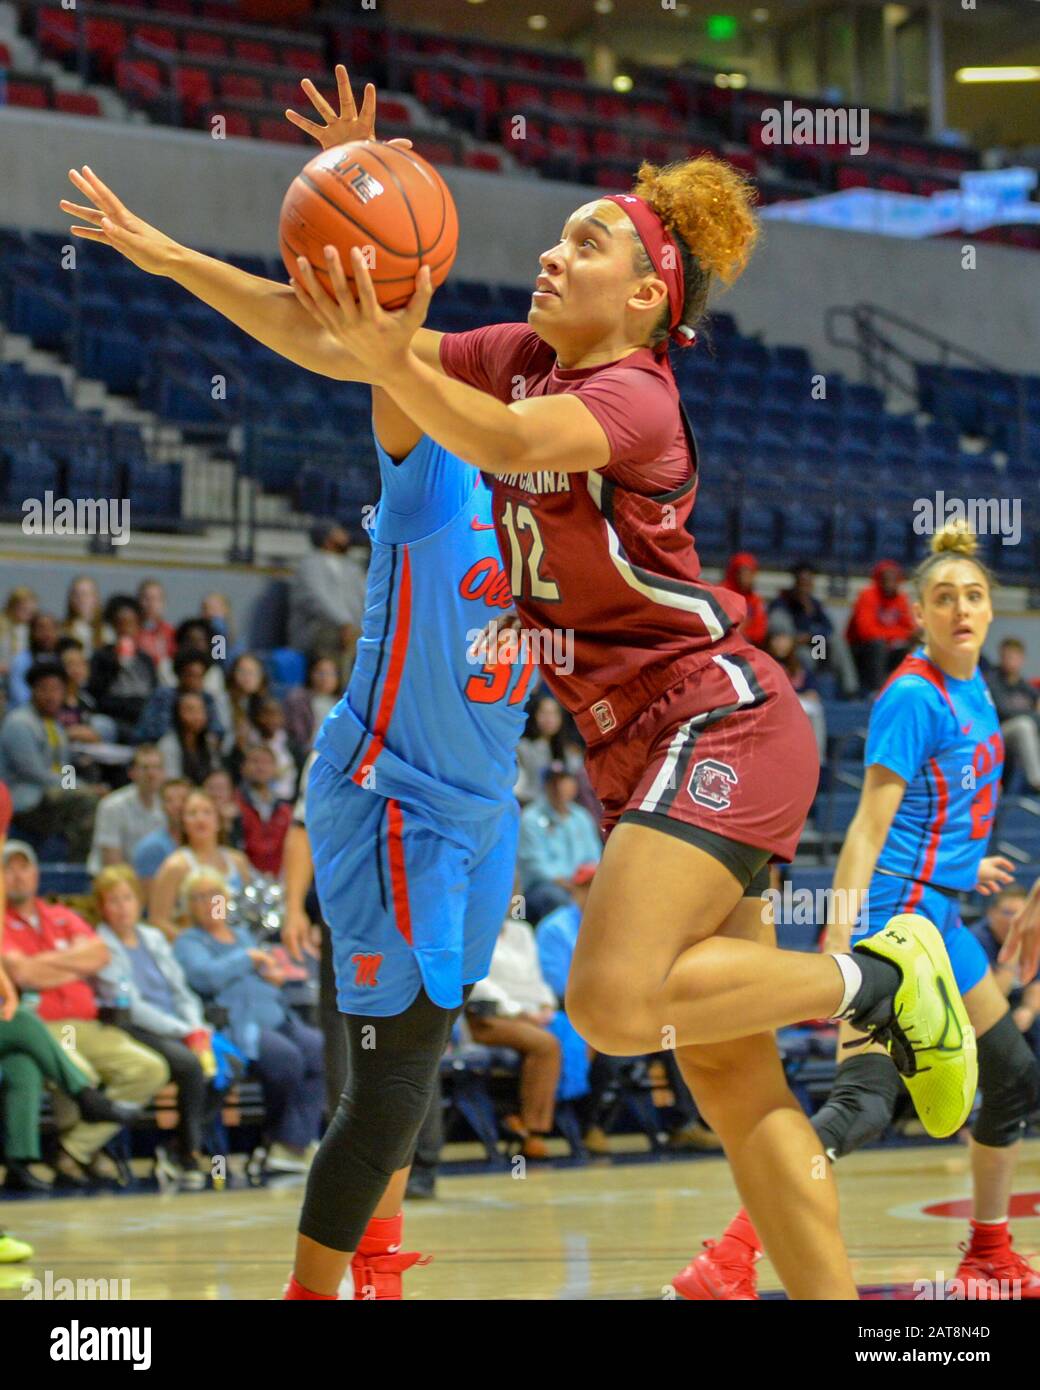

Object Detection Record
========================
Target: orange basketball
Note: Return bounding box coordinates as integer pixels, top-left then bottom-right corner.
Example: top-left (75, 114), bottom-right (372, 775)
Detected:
top-left (279, 140), bottom-right (458, 310)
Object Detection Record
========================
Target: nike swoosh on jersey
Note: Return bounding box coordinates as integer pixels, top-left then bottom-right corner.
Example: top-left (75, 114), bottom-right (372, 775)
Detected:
top-left (470, 518), bottom-right (496, 531)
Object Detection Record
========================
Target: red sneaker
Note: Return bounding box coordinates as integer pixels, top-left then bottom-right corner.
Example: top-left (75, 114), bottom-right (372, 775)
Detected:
top-left (350, 1248), bottom-right (431, 1301)
top-left (951, 1239), bottom-right (1040, 1300)
top-left (672, 1239), bottom-right (760, 1301)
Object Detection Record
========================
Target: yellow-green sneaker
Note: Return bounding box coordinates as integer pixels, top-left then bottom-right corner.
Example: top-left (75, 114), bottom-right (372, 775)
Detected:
top-left (851, 913), bottom-right (977, 1139)
top-left (0, 1232), bottom-right (34, 1263)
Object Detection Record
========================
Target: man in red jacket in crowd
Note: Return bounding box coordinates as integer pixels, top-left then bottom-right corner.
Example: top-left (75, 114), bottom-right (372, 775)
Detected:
top-left (845, 559), bottom-right (918, 693)
top-left (721, 552), bottom-right (768, 648)
top-left (236, 743), bottom-right (293, 876)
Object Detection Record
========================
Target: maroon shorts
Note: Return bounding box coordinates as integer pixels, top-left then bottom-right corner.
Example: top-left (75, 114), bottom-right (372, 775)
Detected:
top-left (585, 645), bottom-right (820, 863)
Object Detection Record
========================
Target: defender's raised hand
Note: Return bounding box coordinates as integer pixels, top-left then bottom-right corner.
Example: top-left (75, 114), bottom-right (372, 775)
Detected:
top-left (285, 64), bottom-right (413, 153)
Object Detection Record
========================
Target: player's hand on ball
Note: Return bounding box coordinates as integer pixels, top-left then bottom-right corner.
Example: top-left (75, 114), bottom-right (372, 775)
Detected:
top-left (285, 64), bottom-right (413, 155)
top-left (291, 244), bottom-right (433, 383)
top-left (61, 166), bottom-right (180, 276)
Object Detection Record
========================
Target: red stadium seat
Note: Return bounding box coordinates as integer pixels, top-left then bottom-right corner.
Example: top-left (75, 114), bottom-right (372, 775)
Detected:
top-left (85, 18), bottom-right (129, 77)
top-left (220, 73), bottom-right (264, 102)
top-left (878, 172), bottom-right (913, 193)
top-left (232, 38), bottom-right (276, 66)
top-left (134, 24), bottom-right (179, 53)
top-left (412, 139), bottom-right (457, 166)
top-left (553, 89), bottom-right (588, 117)
top-left (504, 82), bottom-right (541, 109)
top-left (184, 32), bottom-right (227, 58)
top-left (152, 0), bottom-right (194, 12)
top-left (0, 42), bottom-right (11, 67)
top-left (7, 79), bottom-right (50, 109)
top-left (591, 93), bottom-right (627, 121)
top-left (460, 73), bottom-right (500, 114)
top-left (53, 90), bottom-right (102, 116)
top-left (725, 149), bottom-right (757, 175)
top-left (271, 79), bottom-right (301, 106)
top-left (115, 57), bottom-right (162, 104)
top-left (377, 97), bottom-right (411, 125)
top-left (463, 149), bottom-right (502, 172)
top-left (174, 66), bottom-right (215, 118)
top-left (282, 47), bottom-right (324, 74)
top-left (38, 7), bottom-right (77, 59)
top-left (258, 116), bottom-right (304, 144)
top-left (221, 110), bottom-right (253, 138)
top-left (837, 164), bottom-right (871, 190)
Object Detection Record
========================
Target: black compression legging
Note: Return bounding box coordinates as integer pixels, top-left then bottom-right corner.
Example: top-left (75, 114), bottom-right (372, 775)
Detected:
top-left (297, 987), bottom-right (467, 1253)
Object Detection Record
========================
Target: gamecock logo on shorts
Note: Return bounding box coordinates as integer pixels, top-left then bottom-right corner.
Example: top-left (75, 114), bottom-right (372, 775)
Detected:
top-left (352, 952), bottom-right (383, 988)
top-left (688, 758), bottom-right (738, 810)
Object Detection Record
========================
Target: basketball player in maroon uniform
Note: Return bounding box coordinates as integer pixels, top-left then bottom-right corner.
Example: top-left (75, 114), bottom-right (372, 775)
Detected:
top-left (63, 76), bottom-right (975, 1299)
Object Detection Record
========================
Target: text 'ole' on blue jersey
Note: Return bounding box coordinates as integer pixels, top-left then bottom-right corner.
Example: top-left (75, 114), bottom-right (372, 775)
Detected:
top-left (315, 433), bottom-right (536, 829)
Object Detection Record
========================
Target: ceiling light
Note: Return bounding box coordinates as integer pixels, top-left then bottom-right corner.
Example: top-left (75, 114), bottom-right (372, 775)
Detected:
top-left (728, 72), bottom-right (748, 88)
top-left (955, 66), bottom-right (1040, 83)
top-left (528, 13), bottom-right (548, 30)
top-left (594, 0), bottom-right (614, 12)
top-left (714, 73), bottom-right (731, 88)
top-left (752, 7), bottom-right (769, 20)
top-left (612, 74), bottom-right (633, 92)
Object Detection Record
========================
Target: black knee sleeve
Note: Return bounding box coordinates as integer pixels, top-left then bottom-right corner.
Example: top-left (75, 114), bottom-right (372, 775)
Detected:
top-left (972, 1011), bottom-right (1040, 1149)
top-left (811, 1051), bottom-right (903, 1159)
top-left (298, 989), bottom-right (461, 1252)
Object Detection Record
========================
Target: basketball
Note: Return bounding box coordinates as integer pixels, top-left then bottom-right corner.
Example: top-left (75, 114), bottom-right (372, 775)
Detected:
top-left (278, 139), bottom-right (458, 309)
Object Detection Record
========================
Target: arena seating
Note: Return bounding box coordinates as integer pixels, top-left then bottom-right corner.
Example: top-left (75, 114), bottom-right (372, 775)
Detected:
top-left (12, 0), bottom-right (1035, 240)
top-left (2, 218), bottom-right (1036, 578)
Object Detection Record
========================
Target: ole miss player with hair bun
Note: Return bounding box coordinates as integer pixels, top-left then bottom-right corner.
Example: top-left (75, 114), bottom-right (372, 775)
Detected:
top-left (680, 523), bottom-right (1040, 1301)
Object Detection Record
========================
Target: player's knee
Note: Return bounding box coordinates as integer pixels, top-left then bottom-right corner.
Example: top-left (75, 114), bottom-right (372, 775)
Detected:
top-left (973, 1011), bottom-right (1040, 1149)
top-left (811, 1052), bottom-right (902, 1159)
top-left (567, 980), bottom-right (651, 1056)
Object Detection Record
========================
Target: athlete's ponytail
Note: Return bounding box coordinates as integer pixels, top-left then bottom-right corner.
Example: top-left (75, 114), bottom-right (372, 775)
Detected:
top-left (912, 520), bottom-right (994, 598)
top-left (629, 156), bottom-right (759, 351)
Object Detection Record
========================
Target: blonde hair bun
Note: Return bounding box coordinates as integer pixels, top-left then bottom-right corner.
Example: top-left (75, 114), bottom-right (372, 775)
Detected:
top-left (929, 520), bottom-right (979, 559)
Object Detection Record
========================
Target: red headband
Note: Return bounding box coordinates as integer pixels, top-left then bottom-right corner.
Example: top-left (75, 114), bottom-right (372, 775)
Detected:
top-left (601, 193), bottom-right (695, 355)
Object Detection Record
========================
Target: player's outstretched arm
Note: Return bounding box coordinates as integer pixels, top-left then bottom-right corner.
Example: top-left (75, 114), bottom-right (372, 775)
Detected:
top-left (60, 165), bottom-right (446, 382)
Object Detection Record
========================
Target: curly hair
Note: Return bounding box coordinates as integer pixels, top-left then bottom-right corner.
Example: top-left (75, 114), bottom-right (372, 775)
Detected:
top-left (628, 155), bottom-right (759, 350)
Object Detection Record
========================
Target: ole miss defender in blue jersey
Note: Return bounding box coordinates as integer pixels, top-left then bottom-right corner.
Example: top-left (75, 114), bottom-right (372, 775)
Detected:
top-left (284, 388), bottom-right (532, 1302)
top-left (679, 525), bottom-right (1040, 1301)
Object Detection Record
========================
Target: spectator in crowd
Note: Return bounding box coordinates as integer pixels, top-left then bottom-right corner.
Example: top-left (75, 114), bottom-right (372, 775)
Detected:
top-left (768, 561), bottom-right (858, 696)
top-left (63, 575), bottom-right (108, 658)
top-left (517, 762), bottom-right (603, 923)
top-left (156, 691), bottom-right (225, 785)
top-left (148, 788), bottom-right (253, 940)
top-left (8, 612), bottom-right (62, 707)
top-left (173, 617), bottom-right (228, 711)
top-left (288, 521), bottom-right (365, 669)
top-left (282, 654), bottom-right (341, 752)
top-left (722, 551), bottom-right (768, 648)
top-left (132, 777), bottom-right (191, 887)
top-left (971, 882), bottom-right (1040, 1058)
top-left (515, 693), bottom-right (584, 806)
top-left (174, 865), bottom-right (324, 1173)
top-left (87, 596), bottom-right (158, 740)
top-left (0, 661), bottom-right (99, 858)
top-left (845, 560), bottom-right (917, 694)
top-left (467, 912), bottom-right (560, 1160)
top-left (136, 579), bottom-right (176, 672)
top-left (94, 865), bottom-right (215, 1190)
top-left (236, 743), bottom-right (293, 875)
top-left (203, 767), bottom-right (243, 849)
top-left (135, 650), bottom-right (224, 745)
top-left (56, 637), bottom-right (110, 746)
top-left (201, 592), bottom-right (241, 666)
top-left (223, 653), bottom-right (269, 754)
top-left (986, 637), bottom-right (1040, 793)
top-left (87, 744), bottom-right (167, 874)
top-left (237, 693), bottom-right (300, 801)
top-left (0, 840), bottom-right (167, 1188)
top-left (537, 865), bottom-right (721, 1155)
top-left (765, 630), bottom-right (827, 761)
top-left (0, 587), bottom-right (38, 680)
